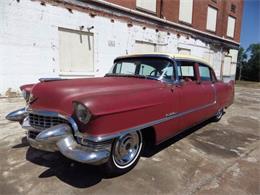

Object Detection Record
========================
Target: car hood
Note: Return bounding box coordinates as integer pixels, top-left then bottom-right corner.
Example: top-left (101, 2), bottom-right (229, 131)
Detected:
top-left (29, 77), bottom-right (164, 116)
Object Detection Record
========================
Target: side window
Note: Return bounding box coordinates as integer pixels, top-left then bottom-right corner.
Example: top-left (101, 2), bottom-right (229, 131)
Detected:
top-left (199, 65), bottom-right (212, 81)
top-left (162, 65), bottom-right (174, 80)
top-left (139, 64), bottom-right (156, 76)
top-left (115, 62), bottom-right (136, 74)
top-left (177, 61), bottom-right (196, 81)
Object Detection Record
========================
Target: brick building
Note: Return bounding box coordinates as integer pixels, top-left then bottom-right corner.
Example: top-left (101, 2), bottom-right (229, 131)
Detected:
top-left (0, 0), bottom-right (243, 96)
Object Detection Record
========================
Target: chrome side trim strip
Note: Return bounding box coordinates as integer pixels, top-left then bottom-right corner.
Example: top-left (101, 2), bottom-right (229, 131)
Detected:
top-left (156, 113), bottom-right (216, 145)
top-left (27, 101), bottom-right (216, 143)
top-left (80, 101), bottom-right (216, 142)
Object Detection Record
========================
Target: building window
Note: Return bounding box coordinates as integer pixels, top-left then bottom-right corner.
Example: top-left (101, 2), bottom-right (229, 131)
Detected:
top-left (227, 16), bottom-right (236, 38)
top-left (59, 28), bottom-right (94, 74)
top-left (231, 4), bottom-right (236, 13)
top-left (136, 0), bottom-right (156, 13)
top-left (206, 6), bottom-right (218, 32)
top-left (179, 0), bottom-right (193, 24)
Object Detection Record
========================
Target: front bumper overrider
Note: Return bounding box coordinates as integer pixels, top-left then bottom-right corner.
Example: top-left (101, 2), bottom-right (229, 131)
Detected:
top-left (6, 108), bottom-right (111, 165)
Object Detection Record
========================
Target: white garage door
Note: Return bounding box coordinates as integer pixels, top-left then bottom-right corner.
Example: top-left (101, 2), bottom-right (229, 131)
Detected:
top-left (59, 28), bottom-right (94, 75)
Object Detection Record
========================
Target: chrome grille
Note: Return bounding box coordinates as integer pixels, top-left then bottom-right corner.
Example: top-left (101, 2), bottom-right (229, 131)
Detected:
top-left (28, 130), bottom-right (39, 139)
top-left (29, 113), bottom-right (68, 130)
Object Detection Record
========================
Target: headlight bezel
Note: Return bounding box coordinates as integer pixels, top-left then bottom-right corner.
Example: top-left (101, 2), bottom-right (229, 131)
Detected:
top-left (74, 102), bottom-right (92, 124)
top-left (22, 90), bottom-right (30, 102)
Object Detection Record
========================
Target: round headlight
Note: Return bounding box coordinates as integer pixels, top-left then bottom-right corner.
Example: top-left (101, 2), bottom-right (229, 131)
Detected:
top-left (22, 90), bottom-right (30, 102)
top-left (75, 103), bottom-right (92, 124)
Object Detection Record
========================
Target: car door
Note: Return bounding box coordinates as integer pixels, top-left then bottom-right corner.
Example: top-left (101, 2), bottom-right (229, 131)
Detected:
top-left (197, 63), bottom-right (217, 117)
top-left (153, 61), bottom-right (183, 143)
top-left (176, 60), bottom-right (213, 130)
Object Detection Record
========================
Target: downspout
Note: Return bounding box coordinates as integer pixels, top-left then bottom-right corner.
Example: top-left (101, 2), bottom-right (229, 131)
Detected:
top-left (220, 46), bottom-right (224, 81)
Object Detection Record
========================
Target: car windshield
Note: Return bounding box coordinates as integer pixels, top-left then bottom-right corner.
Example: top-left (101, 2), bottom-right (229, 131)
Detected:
top-left (106, 57), bottom-right (174, 81)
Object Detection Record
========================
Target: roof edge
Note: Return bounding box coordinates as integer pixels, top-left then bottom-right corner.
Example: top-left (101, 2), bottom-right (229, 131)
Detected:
top-left (85, 0), bottom-right (240, 47)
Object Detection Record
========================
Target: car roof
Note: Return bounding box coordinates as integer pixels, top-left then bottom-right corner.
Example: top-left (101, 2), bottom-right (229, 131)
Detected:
top-left (115, 52), bottom-right (210, 66)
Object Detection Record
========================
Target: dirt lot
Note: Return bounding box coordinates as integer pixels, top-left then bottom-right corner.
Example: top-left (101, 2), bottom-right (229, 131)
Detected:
top-left (0, 83), bottom-right (259, 195)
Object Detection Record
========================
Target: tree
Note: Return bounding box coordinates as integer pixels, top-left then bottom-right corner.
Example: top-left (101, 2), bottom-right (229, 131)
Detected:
top-left (236, 47), bottom-right (247, 81)
top-left (246, 43), bottom-right (260, 81)
top-left (236, 43), bottom-right (260, 82)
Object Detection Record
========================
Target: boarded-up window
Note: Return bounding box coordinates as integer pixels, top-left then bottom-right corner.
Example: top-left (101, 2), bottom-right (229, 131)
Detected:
top-left (206, 6), bottom-right (217, 32)
top-left (59, 28), bottom-right (94, 73)
top-left (133, 41), bottom-right (156, 53)
top-left (223, 56), bottom-right (232, 76)
top-left (179, 0), bottom-right (193, 24)
top-left (227, 16), bottom-right (236, 38)
top-left (178, 47), bottom-right (191, 55)
top-left (136, 0), bottom-right (156, 13)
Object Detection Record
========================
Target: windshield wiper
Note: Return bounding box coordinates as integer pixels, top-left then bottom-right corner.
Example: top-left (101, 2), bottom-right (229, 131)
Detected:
top-left (105, 73), bottom-right (158, 80)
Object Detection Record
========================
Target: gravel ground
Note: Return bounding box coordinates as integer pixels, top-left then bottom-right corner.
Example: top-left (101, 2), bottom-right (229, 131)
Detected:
top-left (0, 83), bottom-right (259, 195)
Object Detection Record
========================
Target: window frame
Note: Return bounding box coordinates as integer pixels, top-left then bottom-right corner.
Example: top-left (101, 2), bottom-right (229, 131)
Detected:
top-left (206, 6), bottom-right (218, 32)
top-left (136, 0), bottom-right (157, 14)
top-left (198, 63), bottom-right (213, 82)
top-left (178, 0), bottom-right (194, 24)
top-left (176, 60), bottom-right (198, 82)
top-left (175, 59), bottom-right (218, 84)
top-left (112, 56), bottom-right (178, 83)
top-left (226, 15), bottom-right (236, 38)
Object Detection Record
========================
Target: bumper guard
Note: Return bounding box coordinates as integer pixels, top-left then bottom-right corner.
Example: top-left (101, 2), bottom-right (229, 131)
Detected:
top-left (6, 108), bottom-right (111, 165)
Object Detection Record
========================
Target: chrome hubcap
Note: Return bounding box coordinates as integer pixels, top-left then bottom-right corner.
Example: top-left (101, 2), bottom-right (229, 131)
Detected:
top-left (216, 109), bottom-right (223, 119)
top-left (113, 132), bottom-right (142, 167)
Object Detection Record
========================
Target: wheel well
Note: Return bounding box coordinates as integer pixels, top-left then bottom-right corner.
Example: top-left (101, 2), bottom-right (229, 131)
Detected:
top-left (141, 126), bottom-right (156, 149)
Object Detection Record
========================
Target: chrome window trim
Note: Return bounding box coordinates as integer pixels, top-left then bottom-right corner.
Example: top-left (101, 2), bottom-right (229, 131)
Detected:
top-left (111, 56), bottom-right (178, 84)
top-left (26, 100), bottom-right (216, 143)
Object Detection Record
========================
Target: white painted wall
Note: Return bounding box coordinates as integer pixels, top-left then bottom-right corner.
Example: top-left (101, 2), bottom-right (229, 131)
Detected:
top-left (0, 0), bottom-right (237, 96)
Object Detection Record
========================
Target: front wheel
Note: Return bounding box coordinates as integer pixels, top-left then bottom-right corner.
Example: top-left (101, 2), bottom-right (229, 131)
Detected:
top-left (103, 131), bottom-right (143, 177)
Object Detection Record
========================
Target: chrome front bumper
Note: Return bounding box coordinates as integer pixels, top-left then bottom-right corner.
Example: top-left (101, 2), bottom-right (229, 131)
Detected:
top-left (6, 108), bottom-right (111, 165)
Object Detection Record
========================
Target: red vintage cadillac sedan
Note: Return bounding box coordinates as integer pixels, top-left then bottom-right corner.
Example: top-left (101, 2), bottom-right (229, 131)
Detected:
top-left (6, 53), bottom-right (234, 175)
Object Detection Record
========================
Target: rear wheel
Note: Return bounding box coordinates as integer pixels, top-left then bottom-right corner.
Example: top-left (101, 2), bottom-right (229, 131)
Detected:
top-left (213, 108), bottom-right (224, 122)
top-left (103, 131), bottom-right (143, 176)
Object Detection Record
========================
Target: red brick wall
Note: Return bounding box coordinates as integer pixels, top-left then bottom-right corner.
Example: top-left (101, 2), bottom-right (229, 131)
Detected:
top-left (105, 0), bottom-right (243, 42)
